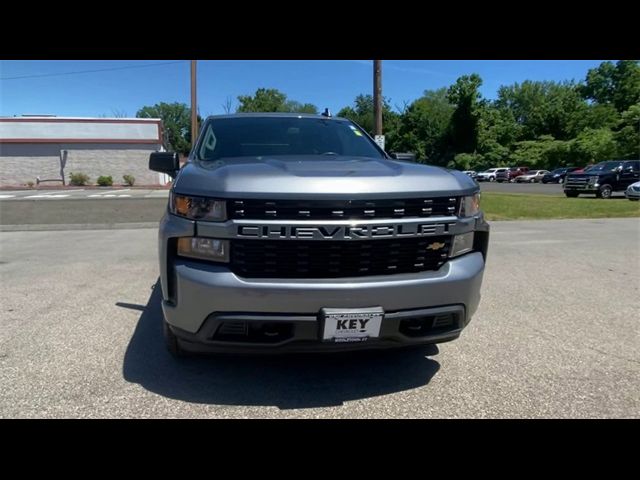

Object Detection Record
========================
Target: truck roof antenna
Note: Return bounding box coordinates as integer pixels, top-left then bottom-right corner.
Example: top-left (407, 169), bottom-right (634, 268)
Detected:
top-left (321, 108), bottom-right (331, 117)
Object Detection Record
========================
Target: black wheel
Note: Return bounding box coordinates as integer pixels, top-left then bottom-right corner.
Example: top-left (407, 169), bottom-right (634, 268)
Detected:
top-left (163, 318), bottom-right (187, 357)
top-left (489, 176), bottom-right (496, 182)
top-left (565, 192), bottom-right (579, 198)
top-left (629, 198), bottom-right (639, 201)
top-left (596, 184), bottom-right (613, 199)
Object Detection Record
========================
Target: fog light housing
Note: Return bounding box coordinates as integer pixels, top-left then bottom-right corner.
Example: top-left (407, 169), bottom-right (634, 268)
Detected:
top-left (177, 237), bottom-right (229, 262)
top-left (450, 232), bottom-right (474, 258)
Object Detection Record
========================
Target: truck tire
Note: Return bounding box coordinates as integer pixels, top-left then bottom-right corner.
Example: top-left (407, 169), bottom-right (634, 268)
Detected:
top-left (489, 176), bottom-right (495, 182)
top-left (565, 192), bottom-right (579, 198)
top-left (163, 318), bottom-right (187, 357)
top-left (596, 184), bottom-right (613, 199)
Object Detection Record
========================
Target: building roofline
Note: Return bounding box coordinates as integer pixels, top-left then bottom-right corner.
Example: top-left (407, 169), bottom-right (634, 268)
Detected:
top-left (0, 117), bottom-right (161, 123)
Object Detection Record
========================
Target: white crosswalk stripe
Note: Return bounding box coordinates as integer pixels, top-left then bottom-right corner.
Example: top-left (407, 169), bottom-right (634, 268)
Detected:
top-left (1, 189), bottom-right (169, 200)
top-left (23, 194), bottom-right (71, 198)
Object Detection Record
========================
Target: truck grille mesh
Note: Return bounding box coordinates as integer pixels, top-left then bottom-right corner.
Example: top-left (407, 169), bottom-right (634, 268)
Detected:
top-left (230, 236), bottom-right (451, 278)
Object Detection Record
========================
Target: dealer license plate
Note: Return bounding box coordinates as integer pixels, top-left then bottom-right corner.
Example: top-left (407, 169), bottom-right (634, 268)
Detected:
top-left (321, 307), bottom-right (384, 343)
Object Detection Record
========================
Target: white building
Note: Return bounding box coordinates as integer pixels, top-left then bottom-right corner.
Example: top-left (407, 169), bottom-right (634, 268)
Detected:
top-left (0, 116), bottom-right (167, 187)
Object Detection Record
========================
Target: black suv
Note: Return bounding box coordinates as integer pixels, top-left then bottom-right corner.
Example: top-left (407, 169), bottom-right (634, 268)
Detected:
top-left (564, 160), bottom-right (640, 198)
top-left (542, 167), bottom-right (580, 184)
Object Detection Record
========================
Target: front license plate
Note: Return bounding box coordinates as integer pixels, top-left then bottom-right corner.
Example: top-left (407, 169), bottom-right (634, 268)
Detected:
top-left (321, 307), bottom-right (384, 343)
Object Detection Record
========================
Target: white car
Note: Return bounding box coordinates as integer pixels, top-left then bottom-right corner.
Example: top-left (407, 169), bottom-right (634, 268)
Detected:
top-left (516, 170), bottom-right (550, 183)
top-left (476, 168), bottom-right (508, 182)
top-left (625, 181), bottom-right (640, 201)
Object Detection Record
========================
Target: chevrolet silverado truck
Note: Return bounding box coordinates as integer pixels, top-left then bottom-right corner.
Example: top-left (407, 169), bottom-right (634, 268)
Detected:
top-left (149, 113), bottom-right (490, 356)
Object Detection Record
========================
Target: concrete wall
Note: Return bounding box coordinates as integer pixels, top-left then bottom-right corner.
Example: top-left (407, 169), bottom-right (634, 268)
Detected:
top-left (0, 143), bottom-right (164, 186)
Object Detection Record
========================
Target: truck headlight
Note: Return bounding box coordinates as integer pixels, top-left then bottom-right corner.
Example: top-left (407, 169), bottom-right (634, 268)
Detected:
top-left (177, 237), bottom-right (229, 262)
top-left (450, 232), bottom-right (475, 258)
top-left (459, 193), bottom-right (480, 217)
top-left (170, 192), bottom-right (226, 221)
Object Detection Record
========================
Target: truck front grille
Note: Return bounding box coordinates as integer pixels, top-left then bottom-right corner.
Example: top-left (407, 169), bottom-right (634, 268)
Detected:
top-left (228, 197), bottom-right (458, 220)
top-left (230, 236), bottom-right (451, 278)
top-left (565, 177), bottom-right (590, 188)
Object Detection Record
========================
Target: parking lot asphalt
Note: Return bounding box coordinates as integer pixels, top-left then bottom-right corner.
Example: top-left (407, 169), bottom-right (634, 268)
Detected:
top-left (478, 181), bottom-right (564, 195)
top-left (1, 218), bottom-right (638, 418)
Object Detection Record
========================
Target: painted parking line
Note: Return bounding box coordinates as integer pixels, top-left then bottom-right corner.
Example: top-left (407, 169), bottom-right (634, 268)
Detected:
top-left (0, 195), bottom-right (16, 198)
top-left (88, 194), bottom-right (132, 198)
top-left (24, 194), bottom-right (71, 198)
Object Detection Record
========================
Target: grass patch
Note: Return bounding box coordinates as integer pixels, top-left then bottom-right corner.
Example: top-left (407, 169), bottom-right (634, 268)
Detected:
top-left (481, 192), bottom-right (640, 220)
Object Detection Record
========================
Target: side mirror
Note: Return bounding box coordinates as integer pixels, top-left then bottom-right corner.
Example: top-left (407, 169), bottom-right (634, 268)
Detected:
top-left (390, 152), bottom-right (417, 162)
top-left (149, 152), bottom-right (180, 177)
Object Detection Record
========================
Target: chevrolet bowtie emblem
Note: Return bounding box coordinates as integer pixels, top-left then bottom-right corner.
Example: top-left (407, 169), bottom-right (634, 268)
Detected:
top-left (426, 242), bottom-right (445, 251)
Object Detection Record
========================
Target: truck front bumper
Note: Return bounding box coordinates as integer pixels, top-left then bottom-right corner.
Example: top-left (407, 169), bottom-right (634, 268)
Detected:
top-left (163, 252), bottom-right (486, 353)
top-left (158, 212), bottom-right (488, 353)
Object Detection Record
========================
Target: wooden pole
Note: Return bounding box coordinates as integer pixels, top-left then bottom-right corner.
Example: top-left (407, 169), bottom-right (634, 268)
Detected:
top-left (373, 60), bottom-right (383, 136)
top-left (191, 60), bottom-right (198, 148)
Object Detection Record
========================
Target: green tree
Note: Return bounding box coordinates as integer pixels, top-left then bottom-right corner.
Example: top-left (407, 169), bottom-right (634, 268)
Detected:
top-left (136, 102), bottom-right (200, 155)
top-left (477, 105), bottom-right (521, 166)
top-left (580, 60), bottom-right (640, 112)
top-left (337, 94), bottom-right (401, 151)
top-left (447, 74), bottom-right (483, 155)
top-left (615, 104), bottom-right (640, 159)
top-left (496, 80), bottom-right (585, 140)
top-left (571, 128), bottom-right (619, 163)
top-left (510, 135), bottom-right (574, 170)
top-left (568, 103), bottom-right (620, 134)
top-left (236, 88), bottom-right (318, 114)
top-left (394, 88), bottom-right (454, 163)
top-left (449, 152), bottom-right (485, 171)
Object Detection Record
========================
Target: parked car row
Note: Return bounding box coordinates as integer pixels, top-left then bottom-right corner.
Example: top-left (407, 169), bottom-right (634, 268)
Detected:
top-left (462, 160), bottom-right (640, 200)
top-left (469, 167), bottom-right (553, 183)
top-left (466, 165), bottom-right (592, 184)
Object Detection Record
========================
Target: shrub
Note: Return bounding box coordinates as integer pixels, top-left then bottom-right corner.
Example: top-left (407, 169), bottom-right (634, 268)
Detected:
top-left (26, 181), bottom-right (34, 188)
top-left (97, 175), bottom-right (113, 187)
top-left (122, 174), bottom-right (135, 186)
top-left (69, 172), bottom-right (90, 186)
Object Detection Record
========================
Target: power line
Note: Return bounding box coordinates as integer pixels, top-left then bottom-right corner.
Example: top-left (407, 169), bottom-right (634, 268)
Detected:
top-left (0, 61), bottom-right (187, 81)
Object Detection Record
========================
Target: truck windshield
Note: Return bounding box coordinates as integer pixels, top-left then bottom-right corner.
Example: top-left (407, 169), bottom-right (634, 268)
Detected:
top-left (587, 161), bottom-right (623, 172)
top-left (196, 116), bottom-right (385, 161)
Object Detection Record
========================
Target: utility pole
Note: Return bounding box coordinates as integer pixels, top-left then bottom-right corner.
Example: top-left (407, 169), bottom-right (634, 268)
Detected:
top-left (190, 60), bottom-right (198, 148)
top-left (373, 60), bottom-right (384, 150)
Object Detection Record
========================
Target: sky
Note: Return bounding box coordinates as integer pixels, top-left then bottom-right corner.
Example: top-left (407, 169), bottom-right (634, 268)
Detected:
top-left (0, 60), bottom-right (608, 118)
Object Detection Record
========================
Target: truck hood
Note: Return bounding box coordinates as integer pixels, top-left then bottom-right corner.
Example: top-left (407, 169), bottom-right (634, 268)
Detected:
top-left (567, 172), bottom-right (601, 179)
top-left (173, 156), bottom-right (478, 199)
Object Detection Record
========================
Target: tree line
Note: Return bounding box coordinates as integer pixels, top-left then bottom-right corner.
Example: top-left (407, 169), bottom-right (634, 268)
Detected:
top-left (136, 60), bottom-right (639, 170)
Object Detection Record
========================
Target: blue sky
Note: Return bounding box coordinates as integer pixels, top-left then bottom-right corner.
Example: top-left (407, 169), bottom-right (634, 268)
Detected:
top-left (0, 60), bottom-right (607, 118)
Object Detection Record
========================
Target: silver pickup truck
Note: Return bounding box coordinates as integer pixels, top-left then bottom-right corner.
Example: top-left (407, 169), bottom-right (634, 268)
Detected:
top-left (149, 113), bottom-right (489, 356)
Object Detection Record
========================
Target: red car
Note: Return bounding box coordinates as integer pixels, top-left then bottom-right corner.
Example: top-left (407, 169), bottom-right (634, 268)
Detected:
top-left (508, 167), bottom-right (530, 182)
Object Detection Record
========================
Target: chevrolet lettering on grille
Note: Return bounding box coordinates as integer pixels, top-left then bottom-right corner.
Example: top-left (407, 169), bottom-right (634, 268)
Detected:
top-left (236, 223), bottom-right (450, 240)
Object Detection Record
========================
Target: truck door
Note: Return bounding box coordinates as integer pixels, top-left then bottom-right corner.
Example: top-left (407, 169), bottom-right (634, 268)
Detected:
top-left (620, 161), bottom-right (640, 190)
